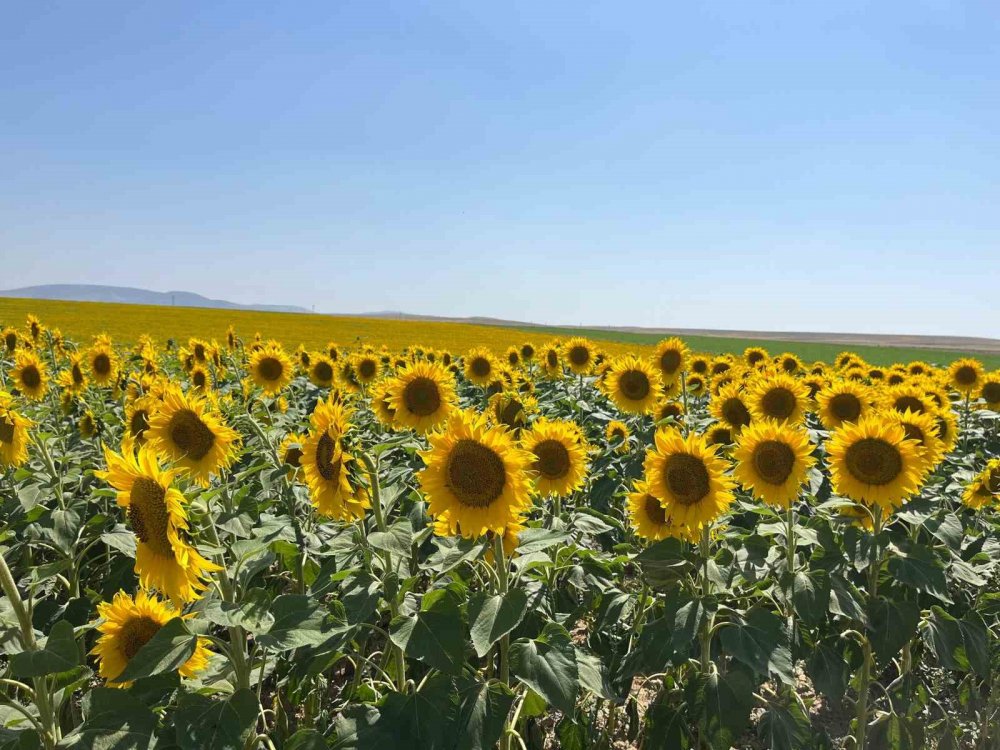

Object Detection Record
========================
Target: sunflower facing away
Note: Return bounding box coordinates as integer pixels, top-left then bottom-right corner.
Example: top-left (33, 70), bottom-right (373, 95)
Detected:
top-left (732, 420), bottom-right (815, 509)
top-left (488, 390), bottom-right (537, 433)
top-left (816, 380), bottom-right (871, 430)
top-left (521, 419), bottom-right (589, 498)
top-left (146, 387), bottom-right (240, 486)
top-left (827, 413), bottom-right (925, 511)
top-left (0, 393), bottom-right (32, 467)
top-left (248, 342), bottom-right (294, 395)
top-left (642, 428), bottom-right (735, 533)
top-left (10, 351), bottom-right (48, 400)
top-left (563, 338), bottom-right (596, 375)
top-left (97, 443), bottom-right (221, 603)
top-left (948, 358), bottom-right (984, 396)
top-left (419, 410), bottom-right (534, 538)
top-left (388, 360), bottom-right (456, 434)
top-left (603, 355), bottom-right (661, 415)
top-left (627, 479), bottom-right (697, 542)
top-left (92, 589), bottom-right (211, 686)
top-left (709, 382), bottom-right (753, 433)
top-left (464, 347), bottom-right (497, 386)
top-left (746, 373), bottom-right (810, 425)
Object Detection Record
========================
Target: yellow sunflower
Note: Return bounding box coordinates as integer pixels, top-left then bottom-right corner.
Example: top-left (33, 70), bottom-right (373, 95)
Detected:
top-left (504, 347), bottom-right (521, 369)
top-left (933, 408), bottom-right (959, 453)
top-left (91, 590), bottom-right (211, 686)
top-left (370, 381), bottom-right (398, 428)
top-left (746, 373), bottom-right (810, 425)
top-left (652, 338), bottom-right (689, 381)
top-left (777, 353), bottom-right (803, 374)
top-left (521, 419), bottom-right (589, 498)
top-left (308, 354), bottom-right (336, 388)
top-left (10, 351), bottom-right (48, 400)
top-left (519, 342), bottom-right (536, 362)
top-left (603, 355), bottom-right (661, 415)
top-left (58, 353), bottom-right (88, 394)
top-left (881, 384), bottom-right (934, 415)
top-left (0, 393), bottom-right (32, 467)
top-left (642, 428), bottom-right (735, 532)
top-left (88, 341), bottom-right (119, 386)
top-left (189, 364), bottom-right (211, 393)
top-left (980, 371), bottom-right (1000, 411)
top-left (732, 420), bottom-right (815, 509)
top-left (605, 420), bottom-right (631, 452)
top-left (948, 358), bottom-right (984, 397)
top-left (540, 342), bottom-right (564, 379)
top-left (388, 360), bottom-right (456, 434)
top-left (309, 395), bottom-right (353, 436)
top-left (125, 396), bottom-right (154, 445)
top-left (146, 387), bottom-right (240, 486)
top-left (890, 409), bottom-right (946, 474)
top-left (248, 342), bottom-right (294, 395)
top-left (962, 458), bottom-right (1000, 510)
top-left (488, 390), bottom-right (537, 433)
top-left (464, 347), bottom-right (497, 386)
top-left (626, 479), bottom-right (697, 542)
top-left (827, 413), bottom-right (925, 510)
top-left (688, 355), bottom-right (710, 377)
top-left (418, 410), bottom-right (534, 538)
top-left (79, 411), bottom-right (98, 439)
top-left (299, 428), bottom-right (368, 520)
top-left (352, 353), bottom-right (381, 385)
top-left (562, 338), bottom-right (596, 375)
top-left (2, 327), bottom-right (18, 353)
top-left (279, 432), bottom-right (305, 478)
top-left (685, 374), bottom-right (707, 398)
top-left (743, 346), bottom-right (769, 369)
top-left (706, 424), bottom-right (734, 448)
top-left (816, 380), bottom-right (872, 430)
top-left (97, 444), bottom-right (221, 603)
top-left (709, 382), bottom-right (753, 433)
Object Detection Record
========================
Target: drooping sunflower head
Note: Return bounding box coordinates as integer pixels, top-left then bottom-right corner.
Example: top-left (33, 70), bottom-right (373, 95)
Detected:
top-left (388, 360), bottom-right (457, 434)
top-left (746, 373), bottom-right (810, 425)
top-left (709, 382), bottom-right (753, 433)
top-left (816, 380), bottom-right (872, 430)
top-left (248, 342), bottom-right (294, 395)
top-left (279, 433), bottom-right (305, 477)
top-left (626, 479), bottom-right (698, 542)
top-left (418, 410), bottom-right (534, 539)
top-left (743, 346), bottom-right (769, 369)
top-left (146, 386), bottom-right (240, 486)
top-left (88, 341), bottom-right (119, 386)
top-left (948, 358), bottom-right (984, 396)
top-left (827, 412), bottom-right (926, 511)
top-left (605, 419), bottom-right (631, 452)
top-left (654, 399), bottom-right (685, 425)
top-left (521, 419), bottom-right (589, 498)
top-left (0, 395), bottom-right (32, 468)
top-left (642, 428), bottom-right (735, 534)
top-left (563, 338), bottom-right (596, 375)
top-left (10, 351), bottom-right (48, 400)
top-left (91, 589), bottom-right (211, 686)
top-left (464, 347), bottom-right (497, 386)
top-left (603, 355), bottom-right (661, 415)
top-left (300, 428), bottom-right (367, 520)
top-left (488, 390), bottom-right (537, 434)
top-left (732, 419), bottom-right (815, 508)
top-left (890, 409), bottom-right (945, 474)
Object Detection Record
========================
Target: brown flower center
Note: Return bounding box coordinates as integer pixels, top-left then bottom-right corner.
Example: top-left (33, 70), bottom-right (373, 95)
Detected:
top-left (128, 477), bottom-right (174, 557)
top-left (659, 349), bottom-right (681, 375)
top-left (644, 495), bottom-right (666, 525)
top-left (760, 387), bottom-right (796, 420)
top-left (663, 453), bottom-right (711, 506)
top-left (357, 359), bottom-right (377, 379)
top-left (829, 392), bottom-right (862, 423)
top-left (0, 416), bottom-right (16, 444)
top-left (313, 361), bottom-right (333, 382)
top-left (257, 357), bottom-right (284, 382)
top-left (168, 409), bottom-right (216, 461)
top-left (315, 432), bottom-right (342, 481)
top-left (121, 616), bottom-right (162, 660)
top-left (93, 353), bottom-right (111, 376)
top-left (955, 365), bottom-right (978, 386)
top-left (546, 350), bottom-right (559, 368)
top-left (129, 410), bottom-right (150, 440)
top-left (568, 346), bottom-right (590, 367)
top-left (470, 357), bottom-right (492, 378)
top-left (753, 440), bottom-right (795, 485)
top-left (981, 382), bottom-right (1000, 404)
top-left (446, 439), bottom-right (506, 508)
top-left (893, 396), bottom-right (925, 414)
top-left (403, 377), bottom-right (442, 416)
top-left (284, 446), bottom-right (303, 468)
top-left (844, 438), bottom-right (902, 486)
top-left (20, 366), bottom-right (41, 389)
top-left (533, 439), bottom-right (570, 480)
top-left (721, 397), bottom-right (751, 428)
top-left (618, 370), bottom-right (651, 401)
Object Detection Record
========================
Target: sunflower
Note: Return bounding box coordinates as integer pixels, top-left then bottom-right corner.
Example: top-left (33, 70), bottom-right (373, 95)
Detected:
top-left (685, 373), bottom-right (707, 397)
top-left (743, 346), bottom-right (769, 369)
top-left (300, 428), bottom-right (367, 520)
top-left (88, 341), bottom-right (118, 386)
top-left (710, 356), bottom-right (735, 378)
top-left (816, 380), bottom-right (871, 430)
top-left (688, 355), bottom-right (710, 377)
top-left (338, 360), bottom-right (361, 392)
top-left (2, 327), bottom-right (18, 353)
top-left (521, 419), bottom-right (589, 498)
top-left (26, 315), bottom-right (43, 342)
top-left (890, 409), bottom-right (945, 474)
top-left (352, 353), bottom-right (381, 385)
top-left (885, 368), bottom-right (907, 386)
top-left (0, 394), bottom-right (32, 467)
top-left (464, 347), bottom-right (497, 386)
top-left (248, 343), bottom-right (294, 395)
top-left (626, 480), bottom-right (697, 542)
top-left (563, 338), bottom-right (596, 375)
top-left (10, 351), bottom-right (48, 400)
top-left (746, 373), bottom-right (810, 425)
top-left (933, 408), bottom-right (959, 453)
top-left (97, 444), bottom-right (221, 603)
top-left (962, 458), bottom-right (1000, 510)
top-left (603, 355), bottom-right (661, 415)
top-left (732, 420), bottom-right (815, 508)
top-left (710, 382), bottom-right (753, 433)
top-left (188, 339), bottom-right (209, 363)
top-left (279, 433), bottom-right (305, 478)
top-left (488, 390), bottom-right (537, 433)
top-left (520, 343), bottom-right (535, 362)
top-left (654, 399), bottom-right (685, 424)
top-left (388, 360), bottom-right (456, 434)
top-left (125, 396), bottom-right (154, 445)
top-left (189, 364), bottom-right (211, 393)
top-left (57, 354), bottom-right (88, 394)
top-left (79, 411), bottom-right (98, 438)
top-left (504, 347), bottom-right (521, 368)
top-left (827, 413), bottom-right (925, 510)
top-left (605, 420), bottom-right (631, 452)
top-left (370, 381), bottom-right (398, 428)
top-left (800, 375), bottom-right (827, 403)
top-left (836, 352), bottom-right (861, 371)
top-left (706, 424), bottom-right (734, 448)
top-left (418, 410), bottom-right (533, 538)
top-left (309, 395), bottom-right (353, 436)
top-left (91, 590), bottom-right (211, 686)
top-left (326, 342), bottom-right (340, 361)
top-left (541, 342), bottom-right (564, 379)
top-left (838, 502), bottom-right (875, 530)
top-left (308, 354), bottom-right (336, 388)
top-left (881, 384), bottom-right (934, 416)
top-left (948, 358), bottom-right (984, 396)
top-left (146, 387), bottom-right (240, 486)
top-left (980, 371), bottom-right (1000, 411)
top-left (642, 428), bottom-right (735, 532)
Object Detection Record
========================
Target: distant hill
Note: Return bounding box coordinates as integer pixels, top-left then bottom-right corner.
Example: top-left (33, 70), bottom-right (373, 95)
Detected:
top-left (0, 284), bottom-right (310, 314)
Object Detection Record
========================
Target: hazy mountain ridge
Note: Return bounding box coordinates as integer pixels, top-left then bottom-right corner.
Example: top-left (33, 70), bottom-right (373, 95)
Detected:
top-left (0, 284), bottom-right (310, 314)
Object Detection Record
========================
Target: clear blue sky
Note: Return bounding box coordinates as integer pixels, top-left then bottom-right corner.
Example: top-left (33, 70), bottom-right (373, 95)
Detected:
top-left (2, 1), bottom-right (998, 337)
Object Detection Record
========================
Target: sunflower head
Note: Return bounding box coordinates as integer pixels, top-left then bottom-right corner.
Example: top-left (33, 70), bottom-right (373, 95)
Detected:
top-left (10, 351), bottom-right (48, 400)
top-left (732, 419), bottom-right (815, 508)
top-left (881, 384), bottom-right (934, 416)
top-left (962, 458), bottom-right (1000, 509)
top-left (817, 380), bottom-right (871, 430)
top-left (248, 343), bottom-right (294, 395)
top-left (603, 355), bottom-right (661, 415)
top-left (562, 338), bottom-right (596, 375)
top-left (488, 390), bottom-right (537, 434)
top-left (307, 354), bottom-right (336, 388)
top-left (627, 480), bottom-right (698, 542)
top-left (710, 382), bottom-right (753, 433)
top-left (521, 419), bottom-right (589, 498)
top-left (605, 420), bottom-right (631, 452)
top-left (0, 395), bottom-right (32, 468)
top-left (88, 342), bottom-right (119, 386)
top-left (388, 360), bottom-right (457, 434)
top-left (743, 346), bottom-right (769, 368)
top-left (949, 358), bottom-right (984, 396)
top-left (352, 353), bottom-right (381, 385)
top-left (2, 328), bottom-right (18, 353)
top-left (464, 347), bottom-right (497, 386)
top-left (747, 373), bottom-right (810, 425)
top-left (520, 343), bottom-right (535, 361)
top-left (980, 372), bottom-right (1000, 410)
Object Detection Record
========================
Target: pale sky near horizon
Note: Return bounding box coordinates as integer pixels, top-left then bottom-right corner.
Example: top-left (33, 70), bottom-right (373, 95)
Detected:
top-left (2, 2), bottom-right (998, 337)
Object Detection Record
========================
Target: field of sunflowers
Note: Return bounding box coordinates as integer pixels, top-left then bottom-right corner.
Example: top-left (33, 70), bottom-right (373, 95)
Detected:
top-left (2, 314), bottom-right (1000, 750)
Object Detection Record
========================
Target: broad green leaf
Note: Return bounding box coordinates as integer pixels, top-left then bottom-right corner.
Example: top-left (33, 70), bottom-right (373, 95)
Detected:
top-left (867, 597), bottom-right (920, 666)
top-left (719, 607), bottom-right (792, 683)
top-left (57, 688), bottom-right (156, 750)
top-left (368, 519), bottom-right (414, 559)
top-left (100, 528), bottom-right (136, 558)
top-left (174, 689), bottom-right (258, 750)
top-left (673, 594), bottom-right (714, 655)
top-left (468, 589), bottom-right (528, 658)
top-left (389, 587), bottom-right (465, 676)
top-left (757, 701), bottom-right (811, 750)
top-left (959, 611), bottom-right (990, 678)
top-left (117, 618), bottom-right (196, 683)
top-left (510, 622), bottom-right (579, 714)
top-left (888, 541), bottom-right (951, 603)
top-left (256, 594), bottom-right (331, 651)
top-left (807, 641), bottom-right (850, 702)
top-left (790, 569), bottom-right (830, 628)
top-left (11, 620), bottom-right (79, 678)
top-left (698, 670), bottom-right (753, 749)
top-left (201, 588), bottom-right (275, 632)
top-left (642, 694), bottom-right (692, 750)
top-left (455, 677), bottom-right (515, 750)
top-left (828, 573), bottom-right (866, 623)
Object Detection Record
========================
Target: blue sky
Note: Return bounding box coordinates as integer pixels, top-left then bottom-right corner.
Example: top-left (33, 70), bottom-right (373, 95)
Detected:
top-left (2, 1), bottom-right (998, 337)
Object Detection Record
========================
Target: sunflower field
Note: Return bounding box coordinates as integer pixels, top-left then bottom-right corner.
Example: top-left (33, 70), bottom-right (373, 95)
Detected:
top-left (2, 316), bottom-right (1000, 750)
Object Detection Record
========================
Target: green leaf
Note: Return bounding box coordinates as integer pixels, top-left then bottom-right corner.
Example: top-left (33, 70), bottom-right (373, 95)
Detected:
top-left (959, 611), bottom-right (990, 678)
top-left (117, 618), bottom-right (196, 683)
top-left (622, 616), bottom-right (675, 677)
top-left (468, 589), bottom-right (528, 658)
top-left (698, 670), bottom-right (753, 749)
top-left (284, 730), bottom-right (329, 750)
top-left (828, 573), bottom-right (866, 623)
top-left (673, 594), bottom-right (714, 655)
top-left (369, 673), bottom-right (458, 748)
top-left (867, 597), bottom-right (920, 666)
top-left (634, 537), bottom-right (691, 588)
top-left (201, 588), bottom-right (275, 632)
top-left (791, 569), bottom-right (830, 628)
top-left (807, 640), bottom-right (850, 702)
top-left (57, 688), bottom-right (156, 750)
top-left (341, 571), bottom-right (383, 626)
top-left (575, 648), bottom-right (616, 701)
top-left (100, 528), bottom-right (136, 558)
top-left (719, 607), bottom-right (792, 683)
top-left (11, 620), bottom-right (79, 677)
top-left (887, 540), bottom-right (951, 602)
top-left (455, 677), bottom-right (515, 750)
top-left (368, 519), bottom-right (414, 559)
top-left (390, 587), bottom-right (465, 676)
top-left (757, 701), bottom-right (811, 750)
top-left (174, 689), bottom-right (259, 750)
top-left (421, 536), bottom-right (486, 575)
top-left (514, 528), bottom-right (570, 554)
top-left (642, 694), bottom-right (692, 750)
top-left (256, 594), bottom-right (331, 651)
top-left (923, 511), bottom-right (963, 550)
top-left (510, 622), bottom-right (579, 714)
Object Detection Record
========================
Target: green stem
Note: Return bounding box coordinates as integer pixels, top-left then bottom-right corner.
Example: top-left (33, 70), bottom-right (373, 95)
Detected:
top-left (493, 534), bottom-right (511, 686)
top-left (855, 506), bottom-right (884, 750)
top-left (202, 514), bottom-right (251, 691)
top-left (698, 524), bottom-right (713, 672)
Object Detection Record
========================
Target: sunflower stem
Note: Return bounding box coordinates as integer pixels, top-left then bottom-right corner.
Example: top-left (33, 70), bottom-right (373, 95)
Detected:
top-left (854, 505), bottom-right (884, 750)
top-left (680, 372), bottom-right (690, 436)
top-left (202, 513), bottom-right (251, 691)
top-left (785, 502), bottom-right (796, 644)
top-left (698, 524), bottom-right (713, 673)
